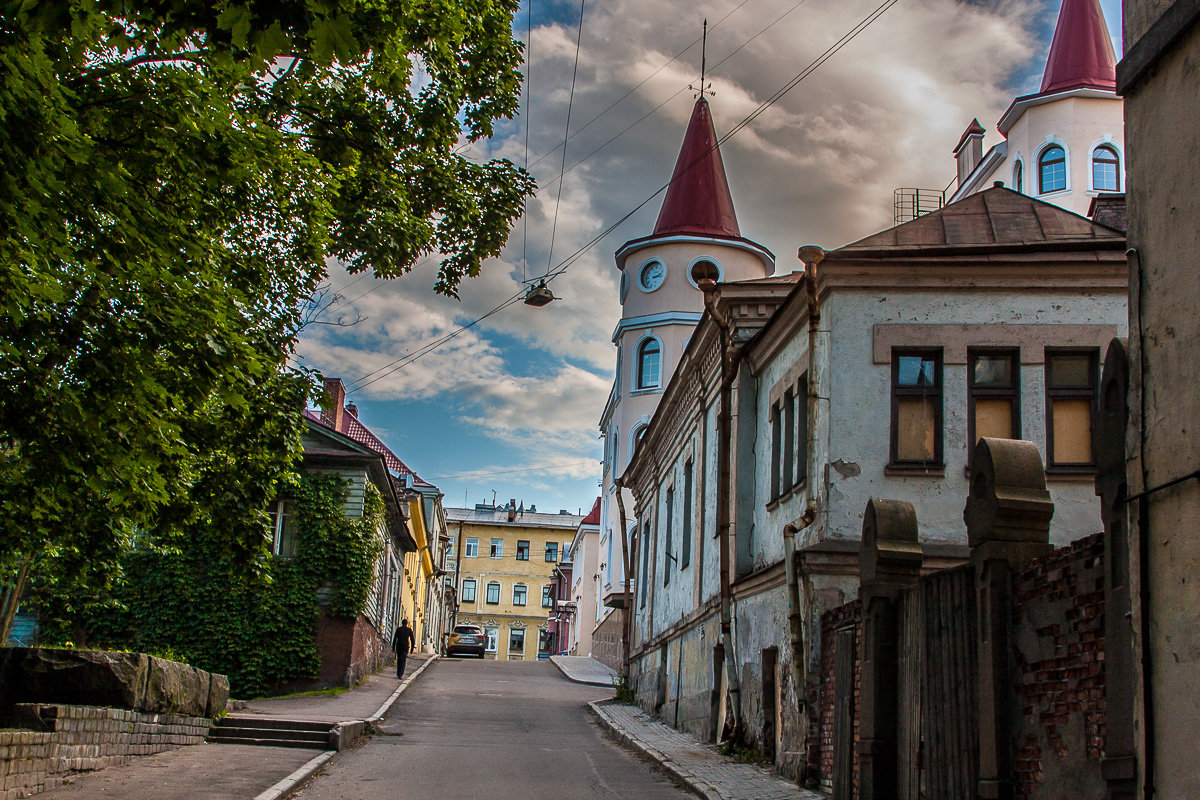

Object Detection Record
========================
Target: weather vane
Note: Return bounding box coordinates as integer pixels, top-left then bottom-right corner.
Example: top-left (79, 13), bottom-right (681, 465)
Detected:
top-left (689, 19), bottom-right (715, 99)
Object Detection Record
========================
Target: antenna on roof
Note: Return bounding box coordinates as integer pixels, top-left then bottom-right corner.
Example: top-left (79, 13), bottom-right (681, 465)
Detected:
top-left (689, 19), bottom-right (715, 100)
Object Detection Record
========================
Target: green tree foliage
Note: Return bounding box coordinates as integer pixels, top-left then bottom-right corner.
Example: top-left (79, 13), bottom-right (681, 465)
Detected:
top-left (35, 474), bottom-right (388, 696)
top-left (0, 0), bottom-right (534, 617)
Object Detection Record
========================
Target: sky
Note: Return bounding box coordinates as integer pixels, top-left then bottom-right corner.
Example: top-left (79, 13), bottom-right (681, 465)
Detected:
top-left (295, 0), bottom-right (1123, 517)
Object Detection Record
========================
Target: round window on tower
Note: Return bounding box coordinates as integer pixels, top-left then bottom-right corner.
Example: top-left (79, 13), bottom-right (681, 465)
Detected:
top-left (687, 257), bottom-right (723, 289)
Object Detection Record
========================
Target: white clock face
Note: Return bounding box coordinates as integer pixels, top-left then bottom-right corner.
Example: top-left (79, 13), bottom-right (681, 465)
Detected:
top-left (639, 261), bottom-right (666, 292)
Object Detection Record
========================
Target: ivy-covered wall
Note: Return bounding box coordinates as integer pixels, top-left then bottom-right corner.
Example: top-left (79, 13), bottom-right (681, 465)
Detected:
top-left (33, 474), bottom-right (385, 697)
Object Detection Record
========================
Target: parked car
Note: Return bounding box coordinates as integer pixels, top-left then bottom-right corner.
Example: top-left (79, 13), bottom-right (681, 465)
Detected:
top-left (447, 624), bottom-right (486, 658)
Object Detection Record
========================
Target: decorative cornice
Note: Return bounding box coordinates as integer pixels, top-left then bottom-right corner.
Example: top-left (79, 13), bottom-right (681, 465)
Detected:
top-left (611, 311), bottom-right (703, 343)
top-left (997, 87), bottom-right (1120, 135)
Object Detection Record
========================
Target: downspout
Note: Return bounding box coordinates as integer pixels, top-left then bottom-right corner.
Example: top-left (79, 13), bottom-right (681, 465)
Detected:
top-left (700, 279), bottom-right (744, 741)
top-left (614, 479), bottom-right (634, 686)
top-left (453, 521), bottom-right (465, 630)
top-left (786, 246), bottom-right (827, 709)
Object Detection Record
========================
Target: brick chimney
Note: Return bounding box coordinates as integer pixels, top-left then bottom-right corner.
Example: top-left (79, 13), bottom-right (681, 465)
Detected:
top-left (322, 377), bottom-right (346, 431)
top-left (507, 499), bottom-right (517, 523)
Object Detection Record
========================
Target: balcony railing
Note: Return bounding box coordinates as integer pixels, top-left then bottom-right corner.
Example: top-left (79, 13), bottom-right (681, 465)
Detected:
top-left (893, 188), bottom-right (946, 226)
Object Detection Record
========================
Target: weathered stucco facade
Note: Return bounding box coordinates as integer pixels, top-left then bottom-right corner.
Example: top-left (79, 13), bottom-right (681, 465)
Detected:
top-left (1118, 2), bottom-right (1200, 797)
top-left (623, 188), bottom-right (1127, 784)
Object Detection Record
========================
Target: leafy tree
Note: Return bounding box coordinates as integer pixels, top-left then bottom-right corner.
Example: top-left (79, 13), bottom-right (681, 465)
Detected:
top-left (0, 0), bottom-right (534, 639)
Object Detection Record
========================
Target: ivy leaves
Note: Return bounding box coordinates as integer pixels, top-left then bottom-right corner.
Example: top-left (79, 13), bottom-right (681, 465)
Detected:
top-left (0, 0), bottom-right (532, 591)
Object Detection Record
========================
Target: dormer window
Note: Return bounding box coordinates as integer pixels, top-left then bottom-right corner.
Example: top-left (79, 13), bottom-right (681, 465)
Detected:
top-left (1039, 145), bottom-right (1067, 194)
top-left (1092, 145), bottom-right (1120, 192)
top-left (637, 338), bottom-right (661, 390)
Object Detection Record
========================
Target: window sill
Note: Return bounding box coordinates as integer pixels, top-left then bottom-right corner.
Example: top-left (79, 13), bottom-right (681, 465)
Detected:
top-left (765, 480), bottom-right (808, 511)
top-left (885, 464), bottom-right (946, 477)
top-left (629, 387), bottom-right (662, 397)
top-left (1046, 467), bottom-right (1097, 481)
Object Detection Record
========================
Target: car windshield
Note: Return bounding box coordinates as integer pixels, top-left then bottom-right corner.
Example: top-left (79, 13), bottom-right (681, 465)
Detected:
top-left (454, 626), bottom-right (481, 635)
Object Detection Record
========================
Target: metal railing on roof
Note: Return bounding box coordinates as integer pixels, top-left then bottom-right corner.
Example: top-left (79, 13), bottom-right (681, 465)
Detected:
top-left (894, 188), bottom-right (946, 226)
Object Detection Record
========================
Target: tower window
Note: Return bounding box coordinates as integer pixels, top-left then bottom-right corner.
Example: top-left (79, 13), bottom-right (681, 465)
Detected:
top-left (1092, 145), bottom-right (1120, 192)
top-left (690, 259), bottom-right (720, 284)
top-left (1039, 145), bottom-right (1066, 194)
top-left (637, 338), bottom-right (661, 390)
top-left (1012, 160), bottom-right (1023, 194)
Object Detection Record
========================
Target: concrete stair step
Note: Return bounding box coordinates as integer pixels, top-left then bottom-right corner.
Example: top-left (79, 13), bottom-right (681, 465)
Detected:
top-left (207, 716), bottom-right (337, 749)
top-left (205, 733), bottom-right (331, 750)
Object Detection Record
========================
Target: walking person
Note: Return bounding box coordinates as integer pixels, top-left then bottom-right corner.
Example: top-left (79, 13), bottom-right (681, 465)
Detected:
top-left (392, 619), bottom-right (415, 678)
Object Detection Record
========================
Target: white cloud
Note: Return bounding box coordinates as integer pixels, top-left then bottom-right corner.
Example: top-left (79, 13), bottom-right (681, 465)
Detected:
top-left (298, 0), bottom-right (1062, 504)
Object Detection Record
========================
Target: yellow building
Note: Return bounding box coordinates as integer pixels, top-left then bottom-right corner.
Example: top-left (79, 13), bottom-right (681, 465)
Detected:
top-left (445, 503), bottom-right (583, 661)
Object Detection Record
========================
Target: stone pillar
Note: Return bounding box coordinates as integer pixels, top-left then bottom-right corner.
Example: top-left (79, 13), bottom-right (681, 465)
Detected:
top-left (965, 438), bottom-right (1054, 800)
top-left (857, 498), bottom-right (923, 800)
top-left (1096, 339), bottom-right (1136, 800)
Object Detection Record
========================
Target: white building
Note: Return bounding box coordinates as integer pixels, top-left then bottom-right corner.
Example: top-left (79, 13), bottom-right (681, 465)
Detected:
top-left (951, 0), bottom-right (1123, 217)
top-left (594, 95), bottom-right (774, 669)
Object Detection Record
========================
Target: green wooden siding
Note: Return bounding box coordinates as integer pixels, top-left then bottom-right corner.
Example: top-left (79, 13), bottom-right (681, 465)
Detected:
top-left (304, 466), bottom-right (370, 518)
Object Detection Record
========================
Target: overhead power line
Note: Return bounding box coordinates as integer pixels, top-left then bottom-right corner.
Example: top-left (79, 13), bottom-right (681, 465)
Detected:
top-left (342, 0), bottom-right (902, 391)
top-left (427, 460), bottom-right (598, 480)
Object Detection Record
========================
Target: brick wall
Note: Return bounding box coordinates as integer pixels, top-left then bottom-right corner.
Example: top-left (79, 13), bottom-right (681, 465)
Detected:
top-left (1010, 532), bottom-right (1106, 800)
top-left (316, 612), bottom-right (386, 688)
top-left (816, 600), bottom-right (860, 797)
top-left (0, 704), bottom-right (209, 799)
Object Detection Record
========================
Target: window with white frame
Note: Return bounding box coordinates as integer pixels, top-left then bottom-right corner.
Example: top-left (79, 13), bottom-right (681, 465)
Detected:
top-left (464, 537), bottom-right (479, 557)
top-left (1092, 145), bottom-right (1120, 192)
top-left (269, 500), bottom-right (298, 558)
top-left (490, 538), bottom-right (503, 558)
top-left (461, 578), bottom-right (477, 603)
top-left (1013, 159), bottom-right (1024, 194)
top-left (485, 627), bottom-right (498, 653)
top-left (1039, 145), bottom-right (1067, 193)
top-left (636, 338), bottom-right (661, 390)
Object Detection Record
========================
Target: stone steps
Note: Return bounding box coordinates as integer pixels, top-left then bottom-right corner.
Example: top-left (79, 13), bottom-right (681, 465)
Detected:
top-left (206, 717), bottom-right (335, 750)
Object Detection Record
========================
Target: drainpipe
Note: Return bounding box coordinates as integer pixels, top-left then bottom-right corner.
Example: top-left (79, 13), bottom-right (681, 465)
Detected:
top-left (700, 279), bottom-right (744, 742)
top-left (782, 510), bottom-right (815, 713)
top-left (614, 478), bottom-right (634, 686)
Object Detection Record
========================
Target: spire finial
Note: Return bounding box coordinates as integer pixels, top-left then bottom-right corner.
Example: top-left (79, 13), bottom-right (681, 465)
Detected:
top-left (689, 19), bottom-right (715, 100)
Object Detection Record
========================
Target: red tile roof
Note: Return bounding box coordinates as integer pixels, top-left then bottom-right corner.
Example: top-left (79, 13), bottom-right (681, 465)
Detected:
top-left (581, 497), bottom-right (601, 526)
top-left (303, 407), bottom-right (435, 489)
top-left (652, 97), bottom-right (741, 238)
top-left (1039, 0), bottom-right (1117, 94)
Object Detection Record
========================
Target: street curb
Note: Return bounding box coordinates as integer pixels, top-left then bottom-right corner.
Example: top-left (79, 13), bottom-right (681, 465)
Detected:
top-left (367, 654), bottom-right (438, 726)
top-left (252, 751), bottom-right (335, 800)
top-left (587, 700), bottom-right (723, 800)
top-left (549, 656), bottom-right (619, 687)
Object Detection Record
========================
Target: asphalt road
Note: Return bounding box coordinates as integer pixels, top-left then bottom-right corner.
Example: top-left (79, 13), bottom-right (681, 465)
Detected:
top-left (292, 658), bottom-right (690, 800)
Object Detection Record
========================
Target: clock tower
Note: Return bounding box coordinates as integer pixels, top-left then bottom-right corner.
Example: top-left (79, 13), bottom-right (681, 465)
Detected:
top-left (593, 96), bottom-right (774, 625)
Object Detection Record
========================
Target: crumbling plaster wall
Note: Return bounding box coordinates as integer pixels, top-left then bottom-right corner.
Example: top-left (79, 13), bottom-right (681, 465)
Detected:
top-left (822, 290), bottom-right (1126, 546)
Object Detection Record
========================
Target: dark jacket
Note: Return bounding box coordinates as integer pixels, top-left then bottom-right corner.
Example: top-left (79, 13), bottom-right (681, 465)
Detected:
top-left (392, 624), bottom-right (415, 654)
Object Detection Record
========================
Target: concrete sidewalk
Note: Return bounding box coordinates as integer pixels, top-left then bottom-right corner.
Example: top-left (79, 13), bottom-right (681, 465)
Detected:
top-left (589, 700), bottom-right (824, 800)
top-left (33, 654), bottom-right (437, 800)
top-left (549, 655), bottom-right (618, 687)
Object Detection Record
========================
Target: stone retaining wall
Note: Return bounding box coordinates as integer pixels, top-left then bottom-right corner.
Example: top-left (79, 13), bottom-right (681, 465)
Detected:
top-left (0, 704), bottom-right (210, 799)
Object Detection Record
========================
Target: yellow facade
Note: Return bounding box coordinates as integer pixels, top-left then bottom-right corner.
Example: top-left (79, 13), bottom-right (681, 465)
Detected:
top-left (398, 494), bottom-right (437, 649)
top-left (445, 507), bottom-right (582, 661)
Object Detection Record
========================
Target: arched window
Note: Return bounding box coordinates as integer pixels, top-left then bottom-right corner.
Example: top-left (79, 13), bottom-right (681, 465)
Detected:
top-left (637, 338), bottom-right (661, 390)
top-left (1039, 145), bottom-right (1067, 194)
top-left (1092, 145), bottom-right (1120, 192)
top-left (1012, 160), bottom-right (1024, 194)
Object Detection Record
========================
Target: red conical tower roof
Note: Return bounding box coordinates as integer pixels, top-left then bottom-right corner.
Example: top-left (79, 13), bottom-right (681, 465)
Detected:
top-left (1039, 0), bottom-right (1117, 94)
top-left (653, 97), bottom-right (740, 238)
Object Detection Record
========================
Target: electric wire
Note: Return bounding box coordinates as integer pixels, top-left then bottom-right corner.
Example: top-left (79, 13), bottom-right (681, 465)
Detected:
top-left (343, 0), bottom-right (902, 390)
top-left (542, 0), bottom-right (586, 277)
top-left (427, 460), bottom-right (597, 480)
top-left (525, 0), bottom-right (754, 173)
